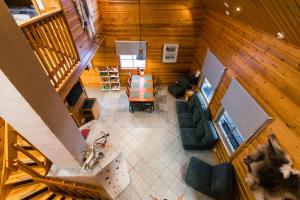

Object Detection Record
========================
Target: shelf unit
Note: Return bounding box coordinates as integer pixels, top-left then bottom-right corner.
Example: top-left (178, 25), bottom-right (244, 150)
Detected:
top-left (98, 66), bottom-right (120, 91)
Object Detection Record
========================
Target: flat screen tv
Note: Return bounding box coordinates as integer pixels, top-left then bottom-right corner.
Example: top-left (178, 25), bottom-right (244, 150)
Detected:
top-left (66, 81), bottom-right (83, 106)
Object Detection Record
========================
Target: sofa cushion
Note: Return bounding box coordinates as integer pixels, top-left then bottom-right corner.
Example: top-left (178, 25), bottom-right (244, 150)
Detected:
top-left (195, 123), bottom-right (206, 139)
top-left (185, 157), bottom-right (212, 194)
top-left (192, 108), bottom-right (201, 124)
top-left (193, 93), bottom-right (207, 112)
top-left (178, 113), bottom-right (195, 128)
top-left (180, 128), bottom-right (199, 149)
top-left (175, 101), bottom-right (191, 113)
top-left (211, 163), bottom-right (234, 198)
top-left (187, 97), bottom-right (195, 110)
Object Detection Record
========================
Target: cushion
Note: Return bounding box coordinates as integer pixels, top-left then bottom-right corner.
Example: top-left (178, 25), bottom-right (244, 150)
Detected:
top-left (192, 108), bottom-right (201, 124)
top-left (175, 101), bottom-right (191, 113)
top-left (185, 157), bottom-right (212, 194)
top-left (180, 128), bottom-right (197, 148)
top-left (195, 123), bottom-right (205, 139)
top-left (178, 113), bottom-right (195, 128)
top-left (187, 97), bottom-right (195, 110)
top-left (211, 163), bottom-right (234, 198)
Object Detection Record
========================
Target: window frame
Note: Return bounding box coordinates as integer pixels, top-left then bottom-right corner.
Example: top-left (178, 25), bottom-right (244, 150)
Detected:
top-left (118, 55), bottom-right (146, 70)
top-left (214, 108), bottom-right (245, 154)
top-left (213, 106), bottom-right (272, 156)
top-left (198, 77), bottom-right (214, 107)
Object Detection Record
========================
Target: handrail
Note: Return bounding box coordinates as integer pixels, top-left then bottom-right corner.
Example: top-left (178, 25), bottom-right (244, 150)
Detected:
top-left (20, 9), bottom-right (80, 88)
top-left (18, 9), bottom-right (62, 28)
top-left (32, 177), bottom-right (104, 199)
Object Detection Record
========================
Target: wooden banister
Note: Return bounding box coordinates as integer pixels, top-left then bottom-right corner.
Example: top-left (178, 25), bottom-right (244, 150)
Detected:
top-left (18, 9), bottom-right (62, 28)
top-left (20, 10), bottom-right (80, 89)
top-left (13, 159), bottom-right (44, 178)
top-left (32, 177), bottom-right (103, 199)
top-left (13, 144), bottom-right (47, 170)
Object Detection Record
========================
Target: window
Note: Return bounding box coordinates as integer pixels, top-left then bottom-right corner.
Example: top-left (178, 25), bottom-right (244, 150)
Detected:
top-left (198, 49), bottom-right (226, 106)
top-left (200, 78), bottom-right (213, 105)
top-left (216, 109), bottom-right (244, 152)
top-left (119, 55), bottom-right (145, 69)
top-left (215, 79), bottom-right (271, 155)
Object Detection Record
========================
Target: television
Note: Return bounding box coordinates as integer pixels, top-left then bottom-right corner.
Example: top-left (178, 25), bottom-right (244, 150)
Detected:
top-left (66, 81), bottom-right (83, 106)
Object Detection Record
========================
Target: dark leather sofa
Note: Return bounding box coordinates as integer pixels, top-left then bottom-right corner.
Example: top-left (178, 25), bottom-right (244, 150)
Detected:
top-left (168, 74), bottom-right (191, 98)
top-left (175, 93), bottom-right (219, 150)
top-left (185, 156), bottom-right (235, 199)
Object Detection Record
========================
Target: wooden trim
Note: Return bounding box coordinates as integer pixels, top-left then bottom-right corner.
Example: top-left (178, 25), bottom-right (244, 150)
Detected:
top-left (19, 8), bottom-right (62, 28)
top-left (14, 159), bottom-right (44, 178)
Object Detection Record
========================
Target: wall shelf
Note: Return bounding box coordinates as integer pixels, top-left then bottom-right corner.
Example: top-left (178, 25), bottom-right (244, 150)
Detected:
top-left (98, 66), bottom-right (120, 91)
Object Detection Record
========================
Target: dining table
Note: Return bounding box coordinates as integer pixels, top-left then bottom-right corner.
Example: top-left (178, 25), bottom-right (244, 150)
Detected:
top-left (128, 74), bottom-right (154, 112)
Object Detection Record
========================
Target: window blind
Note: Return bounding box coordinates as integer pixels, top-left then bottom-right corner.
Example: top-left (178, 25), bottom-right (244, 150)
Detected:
top-left (115, 41), bottom-right (147, 57)
top-left (202, 49), bottom-right (225, 90)
top-left (221, 79), bottom-right (270, 140)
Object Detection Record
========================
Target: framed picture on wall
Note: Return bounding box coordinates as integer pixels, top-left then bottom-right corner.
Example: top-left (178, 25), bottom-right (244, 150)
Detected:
top-left (162, 44), bottom-right (179, 63)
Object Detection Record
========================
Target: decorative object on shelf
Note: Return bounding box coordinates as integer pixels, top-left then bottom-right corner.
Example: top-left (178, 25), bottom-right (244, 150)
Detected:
top-left (244, 134), bottom-right (300, 200)
top-left (163, 44), bottom-right (179, 63)
top-left (83, 131), bottom-right (110, 170)
top-left (98, 66), bottom-right (120, 91)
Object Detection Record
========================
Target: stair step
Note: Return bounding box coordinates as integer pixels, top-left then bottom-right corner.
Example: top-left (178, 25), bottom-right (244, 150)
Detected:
top-left (17, 150), bottom-right (45, 164)
top-left (5, 167), bottom-right (46, 185)
top-left (51, 194), bottom-right (64, 200)
top-left (5, 182), bottom-right (48, 200)
top-left (31, 191), bottom-right (53, 200)
top-left (16, 140), bottom-right (35, 150)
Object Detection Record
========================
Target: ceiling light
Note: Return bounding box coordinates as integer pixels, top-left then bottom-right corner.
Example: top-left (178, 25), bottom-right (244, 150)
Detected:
top-left (225, 10), bottom-right (230, 16)
top-left (224, 2), bottom-right (229, 7)
top-left (236, 7), bottom-right (241, 12)
top-left (136, 0), bottom-right (145, 61)
top-left (277, 32), bottom-right (285, 39)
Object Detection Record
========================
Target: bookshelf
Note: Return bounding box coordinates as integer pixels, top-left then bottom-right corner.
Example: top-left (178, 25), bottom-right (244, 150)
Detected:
top-left (98, 66), bottom-right (120, 91)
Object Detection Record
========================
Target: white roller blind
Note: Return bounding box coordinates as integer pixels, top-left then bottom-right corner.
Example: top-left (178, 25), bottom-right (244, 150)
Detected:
top-left (115, 41), bottom-right (147, 57)
top-left (202, 49), bottom-right (225, 90)
top-left (221, 79), bottom-right (270, 140)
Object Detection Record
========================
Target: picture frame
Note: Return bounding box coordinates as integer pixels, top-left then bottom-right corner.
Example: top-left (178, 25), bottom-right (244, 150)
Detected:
top-left (162, 44), bottom-right (179, 63)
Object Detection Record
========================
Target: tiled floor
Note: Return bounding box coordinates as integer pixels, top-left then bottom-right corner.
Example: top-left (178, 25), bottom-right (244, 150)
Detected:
top-left (85, 86), bottom-right (215, 200)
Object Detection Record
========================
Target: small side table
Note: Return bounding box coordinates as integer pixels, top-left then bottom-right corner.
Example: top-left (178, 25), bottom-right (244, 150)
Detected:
top-left (80, 98), bottom-right (100, 123)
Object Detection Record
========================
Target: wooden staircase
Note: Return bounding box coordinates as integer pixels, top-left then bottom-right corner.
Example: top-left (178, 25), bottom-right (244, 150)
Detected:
top-left (0, 119), bottom-right (108, 200)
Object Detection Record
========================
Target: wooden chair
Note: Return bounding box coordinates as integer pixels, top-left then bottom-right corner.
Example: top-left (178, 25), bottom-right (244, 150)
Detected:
top-left (126, 87), bottom-right (130, 97)
top-left (153, 87), bottom-right (157, 97)
top-left (128, 78), bottom-right (131, 87)
top-left (128, 71), bottom-right (132, 79)
top-left (126, 87), bottom-right (136, 113)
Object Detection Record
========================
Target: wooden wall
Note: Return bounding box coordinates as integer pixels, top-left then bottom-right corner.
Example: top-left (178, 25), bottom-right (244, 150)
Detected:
top-left (92, 0), bottom-right (205, 85)
top-left (201, 0), bottom-right (300, 47)
top-left (0, 118), bottom-right (5, 186)
top-left (192, 11), bottom-right (300, 200)
top-left (58, 0), bottom-right (104, 98)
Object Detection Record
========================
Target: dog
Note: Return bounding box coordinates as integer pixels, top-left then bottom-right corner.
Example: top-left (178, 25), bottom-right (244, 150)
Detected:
top-left (244, 134), bottom-right (300, 200)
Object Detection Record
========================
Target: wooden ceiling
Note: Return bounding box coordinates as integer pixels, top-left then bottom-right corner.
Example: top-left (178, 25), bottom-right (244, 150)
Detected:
top-left (201, 0), bottom-right (300, 47)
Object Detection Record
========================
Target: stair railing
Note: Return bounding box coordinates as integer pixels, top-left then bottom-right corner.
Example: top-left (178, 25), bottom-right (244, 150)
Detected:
top-left (19, 9), bottom-right (80, 89)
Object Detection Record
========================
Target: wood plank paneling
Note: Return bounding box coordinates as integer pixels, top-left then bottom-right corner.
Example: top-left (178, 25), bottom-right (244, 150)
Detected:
top-left (201, 0), bottom-right (300, 47)
top-left (92, 0), bottom-right (205, 85)
top-left (192, 11), bottom-right (300, 200)
top-left (58, 0), bottom-right (104, 99)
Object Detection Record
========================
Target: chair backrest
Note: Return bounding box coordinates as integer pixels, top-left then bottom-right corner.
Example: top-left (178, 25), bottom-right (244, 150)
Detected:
top-left (126, 87), bottom-right (130, 97)
top-left (128, 78), bottom-right (131, 87)
top-left (128, 72), bottom-right (132, 79)
top-left (153, 87), bottom-right (157, 97)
